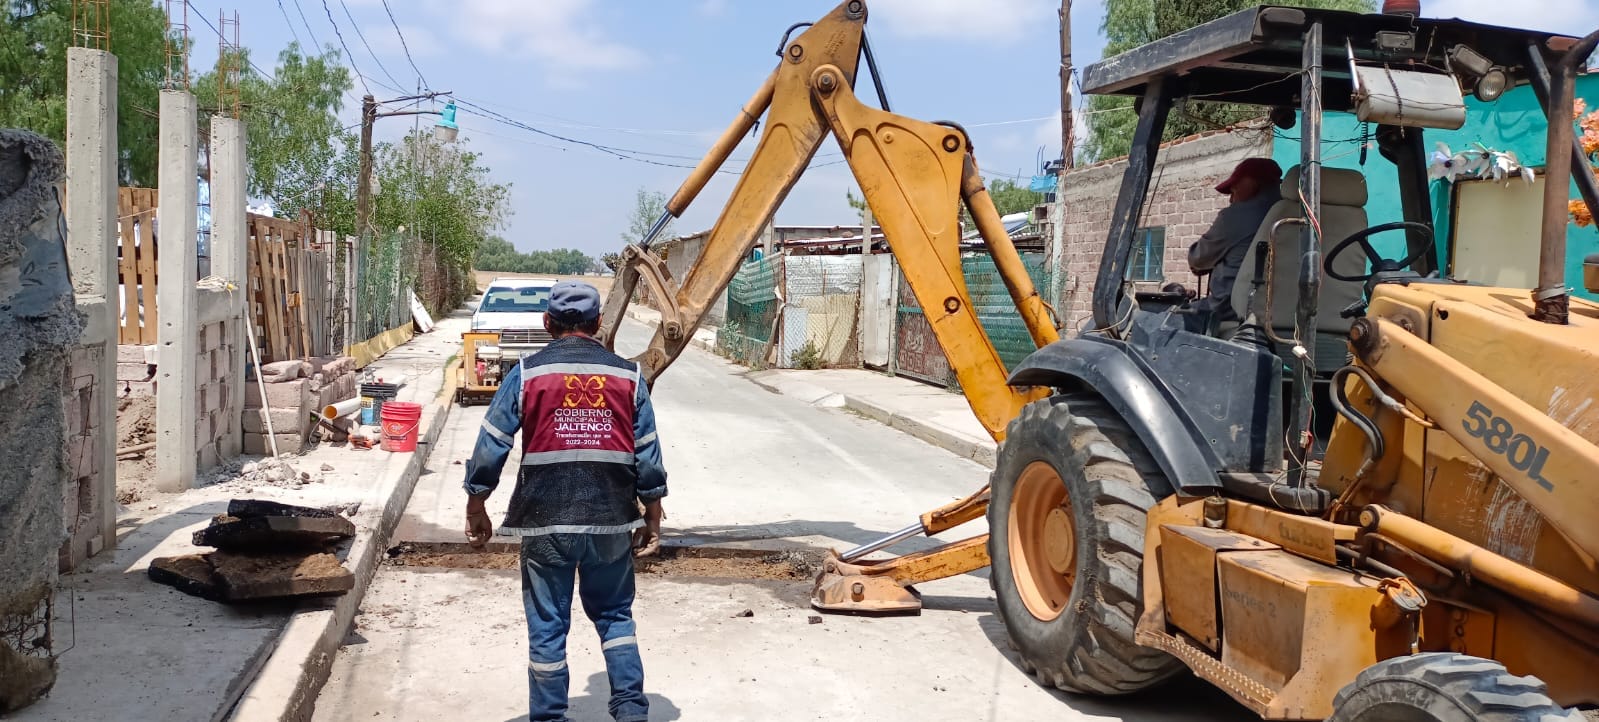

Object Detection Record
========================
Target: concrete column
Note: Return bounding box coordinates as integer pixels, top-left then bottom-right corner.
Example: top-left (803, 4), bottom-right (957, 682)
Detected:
top-left (64, 47), bottom-right (120, 557)
top-left (155, 90), bottom-right (199, 492)
top-left (210, 116), bottom-right (247, 459)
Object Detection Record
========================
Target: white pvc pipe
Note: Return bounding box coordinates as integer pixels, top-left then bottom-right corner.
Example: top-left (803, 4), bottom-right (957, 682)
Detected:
top-left (323, 397), bottom-right (363, 421)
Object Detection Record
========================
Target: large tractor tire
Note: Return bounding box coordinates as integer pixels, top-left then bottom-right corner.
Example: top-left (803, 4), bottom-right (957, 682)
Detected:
top-left (1330, 654), bottom-right (1581, 722)
top-left (987, 393), bottom-right (1182, 695)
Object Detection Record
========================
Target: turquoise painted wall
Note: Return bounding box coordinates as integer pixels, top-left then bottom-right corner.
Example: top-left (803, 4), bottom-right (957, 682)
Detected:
top-left (1272, 76), bottom-right (1599, 300)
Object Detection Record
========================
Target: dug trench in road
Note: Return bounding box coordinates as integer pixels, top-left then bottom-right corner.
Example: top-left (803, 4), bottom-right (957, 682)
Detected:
top-left (312, 318), bottom-right (1248, 721)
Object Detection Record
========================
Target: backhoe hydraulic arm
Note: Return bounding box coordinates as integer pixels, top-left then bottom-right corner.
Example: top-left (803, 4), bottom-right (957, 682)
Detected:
top-left (595, 0), bottom-right (1063, 614)
top-left (598, 0), bottom-right (1058, 441)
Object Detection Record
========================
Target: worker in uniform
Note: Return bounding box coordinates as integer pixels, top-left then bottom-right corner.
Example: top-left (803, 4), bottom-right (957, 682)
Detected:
top-left (462, 280), bottom-right (667, 722)
top-left (1187, 157), bottom-right (1284, 328)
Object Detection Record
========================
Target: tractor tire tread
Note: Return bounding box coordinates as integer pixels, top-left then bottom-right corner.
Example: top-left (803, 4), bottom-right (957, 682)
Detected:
top-left (1330, 653), bottom-right (1580, 722)
top-left (988, 393), bottom-right (1181, 696)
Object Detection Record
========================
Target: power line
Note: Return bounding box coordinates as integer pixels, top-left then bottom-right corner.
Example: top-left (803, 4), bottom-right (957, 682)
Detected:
top-left (275, 0), bottom-right (301, 47)
top-left (453, 101), bottom-right (726, 172)
top-left (380, 0), bottom-right (427, 90)
top-left (185, 2), bottom-right (275, 82)
top-left (335, 0), bottom-right (405, 91)
top-left (453, 100), bottom-right (850, 176)
top-left (319, 0), bottom-right (368, 95)
top-left (289, 0), bottom-right (320, 50)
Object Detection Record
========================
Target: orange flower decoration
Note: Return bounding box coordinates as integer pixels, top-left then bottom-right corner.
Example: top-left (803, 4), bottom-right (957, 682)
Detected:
top-left (1572, 199), bottom-right (1595, 228)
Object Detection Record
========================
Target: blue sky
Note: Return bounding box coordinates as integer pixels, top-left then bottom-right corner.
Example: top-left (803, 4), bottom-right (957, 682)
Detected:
top-left (187, 0), bottom-right (1597, 257)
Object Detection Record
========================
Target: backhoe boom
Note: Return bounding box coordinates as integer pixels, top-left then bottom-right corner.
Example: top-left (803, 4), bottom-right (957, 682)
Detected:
top-left (595, 0), bottom-right (1062, 614)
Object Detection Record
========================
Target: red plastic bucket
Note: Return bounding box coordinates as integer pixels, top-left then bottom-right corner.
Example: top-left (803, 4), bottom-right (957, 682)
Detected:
top-left (380, 401), bottom-right (422, 452)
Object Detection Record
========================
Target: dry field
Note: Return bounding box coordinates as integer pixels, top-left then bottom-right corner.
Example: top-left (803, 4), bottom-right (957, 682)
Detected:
top-left (473, 270), bottom-right (614, 296)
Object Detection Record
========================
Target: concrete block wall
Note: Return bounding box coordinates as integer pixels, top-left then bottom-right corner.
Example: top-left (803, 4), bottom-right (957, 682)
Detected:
top-left (116, 344), bottom-right (155, 396)
top-left (193, 294), bottom-right (243, 472)
top-left (60, 344), bottom-right (106, 568)
top-left (1054, 128), bottom-right (1276, 332)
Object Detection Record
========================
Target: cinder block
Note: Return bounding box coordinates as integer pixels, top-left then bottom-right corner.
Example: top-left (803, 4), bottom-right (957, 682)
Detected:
top-left (306, 356), bottom-right (355, 379)
top-left (243, 407), bottom-right (304, 434)
top-left (117, 344), bottom-right (149, 363)
top-left (318, 372), bottom-right (357, 408)
top-left (245, 377), bottom-right (307, 409)
top-left (244, 431), bottom-right (304, 456)
top-left (117, 361), bottom-right (154, 382)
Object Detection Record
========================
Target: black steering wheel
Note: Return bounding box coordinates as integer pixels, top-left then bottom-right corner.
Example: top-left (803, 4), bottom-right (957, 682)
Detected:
top-left (1324, 221), bottom-right (1434, 282)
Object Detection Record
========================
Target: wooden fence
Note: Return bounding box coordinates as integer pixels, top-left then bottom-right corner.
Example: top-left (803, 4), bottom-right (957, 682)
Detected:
top-left (116, 188), bottom-right (159, 344)
top-left (116, 188), bottom-right (338, 363)
top-left (246, 215), bottom-right (336, 362)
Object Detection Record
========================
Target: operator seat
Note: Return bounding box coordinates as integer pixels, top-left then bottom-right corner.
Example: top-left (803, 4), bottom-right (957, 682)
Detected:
top-left (1230, 165), bottom-right (1369, 373)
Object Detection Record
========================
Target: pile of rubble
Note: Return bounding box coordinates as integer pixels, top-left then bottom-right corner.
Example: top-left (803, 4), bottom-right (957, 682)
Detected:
top-left (148, 499), bottom-right (356, 602)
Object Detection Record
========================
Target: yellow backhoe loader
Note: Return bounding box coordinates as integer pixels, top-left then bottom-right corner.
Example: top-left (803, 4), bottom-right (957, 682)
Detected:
top-left (600, 2), bottom-right (1599, 719)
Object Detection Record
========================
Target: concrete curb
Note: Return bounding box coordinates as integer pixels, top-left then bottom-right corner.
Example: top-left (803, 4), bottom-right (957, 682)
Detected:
top-left (839, 396), bottom-right (997, 470)
top-left (745, 372), bottom-right (995, 469)
top-left (226, 387), bottom-right (455, 722)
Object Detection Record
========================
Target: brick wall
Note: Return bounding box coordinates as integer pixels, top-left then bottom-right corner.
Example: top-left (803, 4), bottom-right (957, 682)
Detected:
top-left (61, 344), bottom-right (104, 568)
top-left (1053, 128), bottom-right (1276, 332)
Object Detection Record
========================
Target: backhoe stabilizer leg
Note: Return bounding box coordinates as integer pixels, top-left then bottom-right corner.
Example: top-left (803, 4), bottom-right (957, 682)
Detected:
top-left (811, 534), bottom-right (991, 615)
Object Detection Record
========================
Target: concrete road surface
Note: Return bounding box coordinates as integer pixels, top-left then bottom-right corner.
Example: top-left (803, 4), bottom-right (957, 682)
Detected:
top-left (312, 319), bottom-right (1247, 721)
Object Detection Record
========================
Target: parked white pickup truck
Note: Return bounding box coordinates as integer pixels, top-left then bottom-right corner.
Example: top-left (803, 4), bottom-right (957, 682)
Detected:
top-left (472, 277), bottom-right (556, 371)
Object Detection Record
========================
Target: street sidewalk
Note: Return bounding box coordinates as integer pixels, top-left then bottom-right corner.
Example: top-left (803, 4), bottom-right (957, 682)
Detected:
top-left (620, 303), bottom-right (996, 469)
top-left (14, 310), bottom-right (466, 722)
top-left (746, 368), bottom-right (997, 469)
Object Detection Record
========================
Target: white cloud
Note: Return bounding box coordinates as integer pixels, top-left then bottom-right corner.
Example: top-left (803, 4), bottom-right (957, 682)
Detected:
top-left (1426, 0), bottom-right (1599, 34)
top-left (436, 0), bottom-right (643, 76)
top-left (868, 0), bottom-right (1055, 40)
top-left (696, 0), bottom-right (728, 18)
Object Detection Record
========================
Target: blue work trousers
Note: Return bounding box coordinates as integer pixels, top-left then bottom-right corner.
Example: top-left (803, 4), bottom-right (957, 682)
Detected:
top-left (521, 533), bottom-right (647, 722)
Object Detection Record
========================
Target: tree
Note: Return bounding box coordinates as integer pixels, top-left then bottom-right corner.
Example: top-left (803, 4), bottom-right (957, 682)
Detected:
top-left (1083, 0), bottom-right (1376, 161)
top-left (473, 236), bottom-right (595, 275)
top-left (845, 187), bottom-right (866, 213)
top-left (623, 188), bottom-right (672, 244)
top-left (194, 42), bottom-right (354, 218)
top-left (370, 131), bottom-right (511, 270)
top-left (0, 0), bottom-right (171, 184)
top-left (960, 178), bottom-right (1044, 230)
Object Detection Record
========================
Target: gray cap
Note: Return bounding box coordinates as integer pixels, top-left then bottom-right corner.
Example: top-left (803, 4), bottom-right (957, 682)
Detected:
top-left (548, 281), bottom-right (601, 324)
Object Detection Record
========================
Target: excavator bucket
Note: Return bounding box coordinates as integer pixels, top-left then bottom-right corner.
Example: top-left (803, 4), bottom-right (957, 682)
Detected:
top-left (810, 551), bottom-right (922, 615)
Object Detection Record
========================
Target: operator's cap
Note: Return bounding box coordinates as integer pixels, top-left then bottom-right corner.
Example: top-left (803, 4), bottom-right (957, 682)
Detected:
top-left (1216, 157), bottom-right (1283, 194)
top-left (548, 281), bottom-right (602, 324)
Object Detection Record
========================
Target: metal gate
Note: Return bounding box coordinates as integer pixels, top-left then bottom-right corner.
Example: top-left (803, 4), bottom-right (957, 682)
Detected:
top-left (890, 252), bottom-right (1052, 387)
top-left (892, 271), bottom-right (955, 386)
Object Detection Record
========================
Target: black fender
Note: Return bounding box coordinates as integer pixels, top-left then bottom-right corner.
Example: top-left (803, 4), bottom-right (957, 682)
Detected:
top-left (1007, 336), bottom-right (1221, 494)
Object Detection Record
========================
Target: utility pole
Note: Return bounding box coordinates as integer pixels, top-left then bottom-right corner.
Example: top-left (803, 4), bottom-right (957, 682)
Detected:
top-left (356, 91), bottom-right (452, 246)
top-left (1059, 0), bottom-right (1074, 169)
top-left (349, 90), bottom-right (451, 344)
top-left (355, 94), bottom-right (376, 255)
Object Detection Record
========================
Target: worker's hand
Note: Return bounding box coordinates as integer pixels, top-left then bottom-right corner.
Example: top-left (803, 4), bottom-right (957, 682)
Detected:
top-left (465, 497), bottom-right (493, 549)
top-left (633, 500), bottom-right (664, 558)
